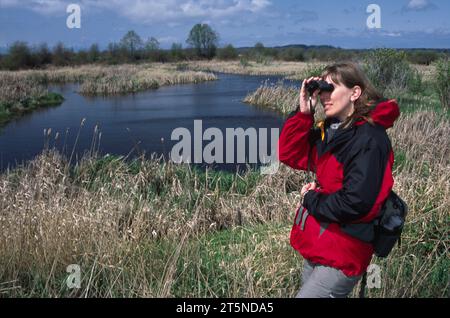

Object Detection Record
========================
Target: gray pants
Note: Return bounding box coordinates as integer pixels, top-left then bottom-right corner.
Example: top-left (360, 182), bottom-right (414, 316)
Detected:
top-left (296, 260), bottom-right (362, 298)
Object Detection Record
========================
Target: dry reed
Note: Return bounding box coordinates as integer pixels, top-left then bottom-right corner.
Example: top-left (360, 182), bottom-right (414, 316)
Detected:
top-left (0, 63), bottom-right (217, 97)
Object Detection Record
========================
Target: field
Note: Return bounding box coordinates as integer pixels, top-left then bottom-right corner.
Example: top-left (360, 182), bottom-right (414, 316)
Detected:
top-left (186, 60), bottom-right (435, 79)
top-left (0, 60), bottom-right (448, 298)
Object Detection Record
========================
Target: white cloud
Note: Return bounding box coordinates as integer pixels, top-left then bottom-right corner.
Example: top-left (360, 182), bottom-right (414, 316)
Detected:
top-left (384, 32), bottom-right (402, 37)
top-left (0, 0), bottom-right (66, 15)
top-left (0, 0), bottom-right (272, 22)
top-left (407, 0), bottom-right (428, 10)
top-left (250, 0), bottom-right (271, 12)
top-left (157, 36), bottom-right (180, 44)
top-left (404, 0), bottom-right (436, 11)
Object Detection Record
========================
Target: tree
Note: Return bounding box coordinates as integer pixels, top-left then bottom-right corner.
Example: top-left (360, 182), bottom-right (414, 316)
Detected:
top-left (106, 42), bottom-right (119, 64)
top-left (120, 30), bottom-right (143, 58)
top-left (280, 48), bottom-right (304, 61)
top-left (217, 44), bottom-right (238, 60)
top-left (3, 41), bottom-right (33, 70)
top-left (35, 43), bottom-right (52, 66)
top-left (144, 37), bottom-right (161, 61)
top-left (88, 43), bottom-right (100, 63)
top-left (75, 49), bottom-right (89, 64)
top-left (254, 42), bottom-right (265, 53)
top-left (145, 37), bottom-right (160, 51)
top-left (186, 23), bottom-right (218, 59)
top-left (252, 42), bottom-right (271, 64)
top-left (170, 43), bottom-right (185, 61)
top-left (53, 42), bottom-right (72, 66)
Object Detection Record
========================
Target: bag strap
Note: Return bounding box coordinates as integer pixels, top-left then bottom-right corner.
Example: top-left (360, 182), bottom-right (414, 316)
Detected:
top-left (306, 97), bottom-right (316, 183)
top-left (359, 272), bottom-right (367, 298)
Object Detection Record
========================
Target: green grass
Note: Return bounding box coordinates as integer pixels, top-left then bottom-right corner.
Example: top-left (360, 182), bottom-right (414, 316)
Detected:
top-left (393, 150), bottom-right (407, 172)
top-left (170, 223), bottom-right (300, 298)
top-left (394, 81), bottom-right (449, 117)
top-left (74, 154), bottom-right (263, 199)
top-left (0, 92), bottom-right (64, 126)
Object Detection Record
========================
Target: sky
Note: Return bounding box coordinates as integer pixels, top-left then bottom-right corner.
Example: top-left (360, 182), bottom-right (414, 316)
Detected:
top-left (0, 0), bottom-right (449, 50)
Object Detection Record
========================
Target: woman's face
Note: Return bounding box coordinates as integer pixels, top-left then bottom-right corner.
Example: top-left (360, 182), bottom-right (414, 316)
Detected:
top-left (319, 75), bottom-right (356, 121)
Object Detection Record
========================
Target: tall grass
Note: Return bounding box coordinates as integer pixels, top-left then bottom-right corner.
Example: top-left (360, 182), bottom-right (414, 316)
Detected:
top-left (79, 65), bottom-right (217, 96)
top-left (285, 63), bottom-right (327, 81)
top-left (0, 74), bottom-right (64, 125)
top-left (0, 64), bottom-right (217, 97)
top-left (0, 106), bottom-right (448, 297)
top-left (433, 58), bottom-right (450, 110)
top-left (364, 110), bottom-right (450, 298)
top-left (243, 80), bottom-right (299, 114)
top-left (186, 60), bottom-right (313, 76)
top-left (363, 49), bottom-right (423, 97)
top-left (0, 147), bottom-right (302, 297)
top-left (243, 82), bottom-right (326, 121)
top-left (187, 60), bottom-right (434, 85)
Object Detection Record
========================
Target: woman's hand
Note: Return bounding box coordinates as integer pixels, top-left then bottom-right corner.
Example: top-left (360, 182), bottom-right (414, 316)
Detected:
top-left (301, 182), bottom-right (317, 197)
top-left (299, 77), bottom-right (321, 115)
top-left (296, 182), bottom-right (317, 211)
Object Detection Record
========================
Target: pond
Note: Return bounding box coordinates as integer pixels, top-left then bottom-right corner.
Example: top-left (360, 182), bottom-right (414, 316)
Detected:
top-left (0, 73), bottom-right (299, 172)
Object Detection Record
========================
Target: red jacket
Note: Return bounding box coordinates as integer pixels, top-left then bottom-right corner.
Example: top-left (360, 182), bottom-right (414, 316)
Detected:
top-left (278, 99), bottom-right (400, 276)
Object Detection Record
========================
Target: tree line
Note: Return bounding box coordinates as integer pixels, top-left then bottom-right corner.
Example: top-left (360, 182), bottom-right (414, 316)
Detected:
top-left (0, 23), bottom-right (448, 70)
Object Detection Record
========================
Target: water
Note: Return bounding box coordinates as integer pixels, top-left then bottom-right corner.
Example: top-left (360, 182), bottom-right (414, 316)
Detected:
top-left (0, 73), bottom-right (299, 172)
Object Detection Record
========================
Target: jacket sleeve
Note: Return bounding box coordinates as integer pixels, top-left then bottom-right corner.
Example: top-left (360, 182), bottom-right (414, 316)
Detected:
top-left (278, 109), bottom-right (318, 171)
top-left (302, 137), bottom-right (388, 223)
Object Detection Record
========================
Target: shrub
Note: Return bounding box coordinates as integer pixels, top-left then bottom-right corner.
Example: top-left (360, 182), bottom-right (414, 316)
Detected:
top-left (239, 57), bottom-right (251, 68)
top-left (299, 63), bottom-right (326, 79)
top-left (433, 58), bottom-right (450, 109)
top-left (255, 55), bottom-right (273, 65)
top-left (407, 68), bottom-right (423, 95)
top-left (217, 44), bottom-right (238, 61)
top-left (363, 49), bottom-right (417, 95)
top-left (2, 41), bottom-right (35, 70)
top-left (406, 50), bottom-right (440, 65)
top-left (279, 48), bottom-right (305, 62)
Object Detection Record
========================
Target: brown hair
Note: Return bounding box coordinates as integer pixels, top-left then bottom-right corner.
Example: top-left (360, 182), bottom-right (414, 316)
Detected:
top-left (321, 62), bottom-right (384, 128)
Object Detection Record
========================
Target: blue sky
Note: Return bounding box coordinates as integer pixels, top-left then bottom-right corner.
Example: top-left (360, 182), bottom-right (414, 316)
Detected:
top-left (0, 0), bottom-right (449, 50)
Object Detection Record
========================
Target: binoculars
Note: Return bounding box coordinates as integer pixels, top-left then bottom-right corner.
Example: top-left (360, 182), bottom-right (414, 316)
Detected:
top-left (305, 80), bottom-right (334, 95)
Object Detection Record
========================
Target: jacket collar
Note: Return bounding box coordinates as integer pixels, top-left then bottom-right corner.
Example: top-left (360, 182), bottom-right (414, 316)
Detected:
top-left (316, 99), bottom-right (400, 157)
top-left (317, 123), bottom-right (355, 157)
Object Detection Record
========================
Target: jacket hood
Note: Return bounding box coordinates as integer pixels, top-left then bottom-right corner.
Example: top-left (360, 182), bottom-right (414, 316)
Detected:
top-left (356, 99), bottom-right (400, 129)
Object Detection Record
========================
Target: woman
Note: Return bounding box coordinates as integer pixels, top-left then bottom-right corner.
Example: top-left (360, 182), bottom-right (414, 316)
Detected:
top-left (278, 62), bottom-right (400, 298)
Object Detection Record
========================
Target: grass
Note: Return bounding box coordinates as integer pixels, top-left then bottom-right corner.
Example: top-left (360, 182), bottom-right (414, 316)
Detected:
top-left (78, 64), bottom-right (217, 96)
top-left (186, 60), bottom-right (314, 76)
top-left (0, 73), bottom-right (64, 125)
top-left (0, 64), bottom-right (217, 97)
top-left (243, 81), bottom-right (299, 115)
top-left (0, 104), bottom-right (448, 297)
top-left (0, 149), bottom-right (302, 297)
top-left (169, 223), bottom-right (300, 298)
top-left (186, 60), bottom-right (434, 81)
